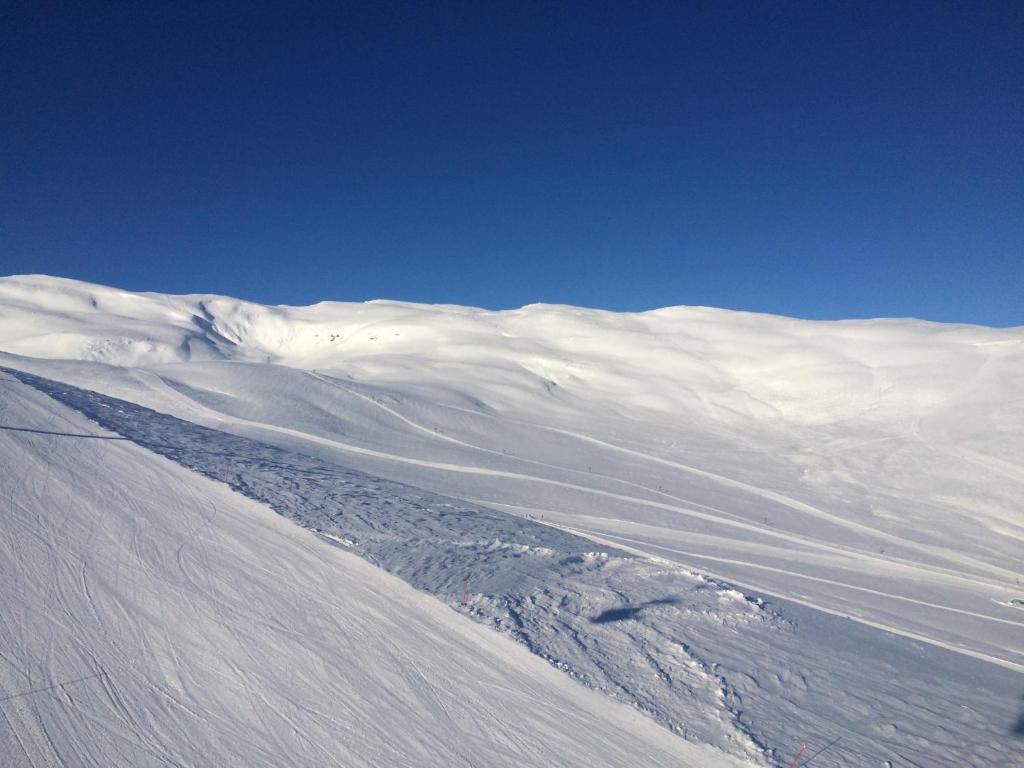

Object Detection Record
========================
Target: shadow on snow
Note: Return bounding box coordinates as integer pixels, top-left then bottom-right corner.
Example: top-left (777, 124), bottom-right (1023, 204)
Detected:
top-left (591, 597), bottom-right (682, 624)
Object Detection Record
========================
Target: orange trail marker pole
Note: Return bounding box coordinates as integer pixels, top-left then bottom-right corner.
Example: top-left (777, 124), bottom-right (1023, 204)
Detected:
top-left (787, 742), bottom-right (808, 768)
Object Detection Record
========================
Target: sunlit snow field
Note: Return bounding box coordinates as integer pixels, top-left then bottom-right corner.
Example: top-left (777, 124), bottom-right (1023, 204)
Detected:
top-left (1, 275), bottom-right (1021, 767)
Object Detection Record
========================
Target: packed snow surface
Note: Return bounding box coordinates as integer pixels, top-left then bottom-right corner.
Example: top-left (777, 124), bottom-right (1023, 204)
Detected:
top-left (0, 374), bottom-right (746, 767)
top-left (1, 275), bottom-right (1022, 766)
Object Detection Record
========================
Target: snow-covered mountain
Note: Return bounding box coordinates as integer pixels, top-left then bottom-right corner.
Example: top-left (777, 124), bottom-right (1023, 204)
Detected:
top-left (1, 274), bottom-right (1021, 767)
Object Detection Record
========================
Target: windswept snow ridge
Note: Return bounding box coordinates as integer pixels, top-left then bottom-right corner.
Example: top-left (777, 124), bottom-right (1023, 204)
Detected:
top-left (7, 368), bottom-right (1021, 768)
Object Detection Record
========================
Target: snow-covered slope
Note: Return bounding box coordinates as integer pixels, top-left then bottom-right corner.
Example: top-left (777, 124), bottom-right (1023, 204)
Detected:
top-left (1, 274), bottom-right (1022, 766)
top-left (0, 372), bottom-right (749, 768)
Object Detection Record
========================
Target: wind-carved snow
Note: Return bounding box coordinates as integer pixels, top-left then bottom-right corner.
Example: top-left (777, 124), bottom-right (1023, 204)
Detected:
top-left (8, 368), bottom-right (1021, 768)
top-left (2, 276), bottom-right (1023, 766)
top-left (2, 274), bottom-right (1021, 676)
top-left (1, 375), bottom-right (736, 768)
top-left (5, 368), bottom-right (773, 762)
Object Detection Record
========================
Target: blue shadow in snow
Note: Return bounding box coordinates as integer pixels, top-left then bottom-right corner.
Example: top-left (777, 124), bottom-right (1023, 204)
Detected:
top-left (591, 597), bottom-right (681, 624)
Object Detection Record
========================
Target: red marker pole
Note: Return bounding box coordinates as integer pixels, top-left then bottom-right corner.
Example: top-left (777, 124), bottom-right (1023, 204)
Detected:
top-left (787, 743), bottom-right (808, 768)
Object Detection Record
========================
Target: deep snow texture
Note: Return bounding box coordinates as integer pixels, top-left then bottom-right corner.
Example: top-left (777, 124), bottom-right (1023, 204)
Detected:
top-left (7, 368), bottom-right (1023, 768)
top-left (0, 373), bottom-right (749, 768)
top-left (1, 276), bottom-right (1020, 668)
top-left (1, 275), bottom-right (1022, 766)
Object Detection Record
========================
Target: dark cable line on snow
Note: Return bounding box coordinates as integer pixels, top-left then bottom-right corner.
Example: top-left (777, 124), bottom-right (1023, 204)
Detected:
top-left (799, 735), bottom-right (842, 766)
top-left (0, 672), bottom-right (105, 703)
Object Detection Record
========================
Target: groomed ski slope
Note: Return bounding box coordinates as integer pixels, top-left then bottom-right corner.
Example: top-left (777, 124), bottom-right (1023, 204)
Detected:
top-left (1, 275), bottom-right (1022, 766)
top-left (1, 275), bottom-right (1019, 670)
top-left (10, 366), bottom-right (1020, 768)
top-left (0, 376), bottom-right (751, 768)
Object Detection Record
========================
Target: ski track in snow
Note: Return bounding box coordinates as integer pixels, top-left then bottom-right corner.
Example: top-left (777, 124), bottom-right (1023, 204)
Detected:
top-left (0, 373), bottom-right (744, 768)
top-left (529, 516), bottom-right (1023, 668)
top-left (111, 364), bottom-right (1023, 670)
top-left (322, 371), bottom-right (1020, 602)
top-left (5, 367), bottom-right (1022, 768)
top-left (2, 277), bottom-right (1023, 767)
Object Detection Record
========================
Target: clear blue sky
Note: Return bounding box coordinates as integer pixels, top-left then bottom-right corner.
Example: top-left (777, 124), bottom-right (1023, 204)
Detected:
top-left (2, 1), bottom-right (1021, 325)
